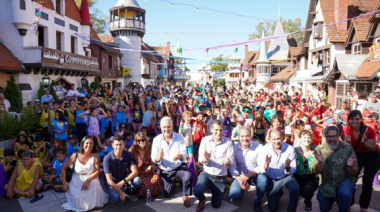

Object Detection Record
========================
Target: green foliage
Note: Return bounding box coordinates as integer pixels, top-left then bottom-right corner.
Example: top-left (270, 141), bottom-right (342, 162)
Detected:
top-left (90, 76), bottom-right (105, 95)
top-left (75, 0), bottom-right (110, 34)
top-left (212, 79), bottom-right (226, 87)
top-left (211, 54), bottom-right (229, 67)
top-left (248, 17), bottom-right (304, 46)
top-left (49, 80), bottom-right (59, 101)
top-left (211, 65), bottom-right (227, 72)
top-left (3, 74), bottom-right (22, 113)
top-left (36, 83), bottom-right (45, 100)
top-left (0, 108), bottom-right (39, 140)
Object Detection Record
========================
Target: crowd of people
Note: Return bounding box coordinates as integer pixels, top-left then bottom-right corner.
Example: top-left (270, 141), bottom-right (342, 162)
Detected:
top-left (1, 82), bottom-right (380, 212)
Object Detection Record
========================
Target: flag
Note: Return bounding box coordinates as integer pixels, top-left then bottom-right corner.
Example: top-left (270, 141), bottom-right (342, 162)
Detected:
top-left (120, 65), bottom-right (132, 76)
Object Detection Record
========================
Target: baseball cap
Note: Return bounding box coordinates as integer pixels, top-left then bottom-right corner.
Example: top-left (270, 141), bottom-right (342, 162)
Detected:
top-left (68, 134), bottom-right (77, 139)
top-left (236, 115), bottom-right (246, 123)
top-left (363, 111), bottom-right (373, 117)
top-left (313, 98), bottom-right (319, 103)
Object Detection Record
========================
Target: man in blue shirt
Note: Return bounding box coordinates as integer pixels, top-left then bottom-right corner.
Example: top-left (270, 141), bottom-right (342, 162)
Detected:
top-left (80, 87), bottom-right (88, 97)
top-left (103, 135), bottom-right (142, 203)
top-left (41, 88), bottom-right (54, 109)
top-left (259, 128), bottom-right (299, 212)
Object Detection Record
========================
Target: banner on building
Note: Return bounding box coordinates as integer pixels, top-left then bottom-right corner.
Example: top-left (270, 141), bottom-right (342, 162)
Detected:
top-left (370, 43), bottom-right (380, 59)
top-left (121, 65), bottom-right (132, 76)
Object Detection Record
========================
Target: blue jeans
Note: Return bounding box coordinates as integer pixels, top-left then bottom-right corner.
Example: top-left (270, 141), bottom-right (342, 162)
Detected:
top-left (104, 176), bottom-right (142, 203)
top-left (193, 172), bottom-right (226, 208)
top-left (267, 175), bottom-right (300, 212)
top-left (317, 178), bottom-right (356, 212)
top-left (229, 173), bottom-right (268, 204)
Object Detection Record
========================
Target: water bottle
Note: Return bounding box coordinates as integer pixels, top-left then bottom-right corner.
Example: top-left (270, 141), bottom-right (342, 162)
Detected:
top-left (146, 189), bottom-right (151, 205)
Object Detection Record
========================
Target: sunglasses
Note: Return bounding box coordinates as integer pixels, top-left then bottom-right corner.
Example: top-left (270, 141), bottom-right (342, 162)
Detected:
top-left (136, 139), bottom-right (146, 143)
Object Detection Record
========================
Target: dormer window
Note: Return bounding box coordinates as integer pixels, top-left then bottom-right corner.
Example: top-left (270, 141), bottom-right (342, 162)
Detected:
top-left (313, 22), bottom-right (323, 39)
top-left (352, 43), bottom-right (362, 55)
top-left (55, 0), bottom-right (62, 15)
top-left (20, 0), bottom-right (25, 10)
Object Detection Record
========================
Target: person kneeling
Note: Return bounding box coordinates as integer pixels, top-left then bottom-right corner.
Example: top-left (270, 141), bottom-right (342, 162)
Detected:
top-left (4, 151), bottom-right (42, 199)
top-left (103, 135), bottom-right (142, 203)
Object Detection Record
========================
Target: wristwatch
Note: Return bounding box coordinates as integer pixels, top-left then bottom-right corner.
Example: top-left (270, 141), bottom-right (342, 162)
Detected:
top-left (123, 179), bottom-right (127, 186)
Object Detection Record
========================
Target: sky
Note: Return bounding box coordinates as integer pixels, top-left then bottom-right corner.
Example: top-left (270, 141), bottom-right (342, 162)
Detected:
top-left (96, 0), bottom-right (310, 72)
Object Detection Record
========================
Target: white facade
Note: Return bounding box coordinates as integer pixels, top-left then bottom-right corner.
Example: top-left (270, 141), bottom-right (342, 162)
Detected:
top-left (0, 0), bottom-right (97, 106)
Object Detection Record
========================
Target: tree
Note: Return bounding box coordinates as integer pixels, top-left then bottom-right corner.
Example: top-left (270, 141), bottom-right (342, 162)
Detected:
top-left (211, 65), bottom-right (227, 72)
top-left (36, 84), bottom-right (45, 100)
top-left (210, 54), bottom-right (228, 72)
top-left (248, 17), bottom-right (304, 46)
top-left (75, 0), bottom-right (110, 34)
top-left (3, 74), bottom-right (22, 112)
top-left (212, 79), bottom-right (226, 87)
top-left (49, 80), bottom-right (59, 101)
top-left (90, 76), bottom-right (105, 95)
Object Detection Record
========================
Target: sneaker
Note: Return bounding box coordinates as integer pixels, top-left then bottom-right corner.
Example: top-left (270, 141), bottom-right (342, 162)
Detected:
top-left (128, 194), bottom-right (138, 202)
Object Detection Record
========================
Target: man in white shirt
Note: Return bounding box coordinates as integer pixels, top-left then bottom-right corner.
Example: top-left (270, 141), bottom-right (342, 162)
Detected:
top-left (67, 84), bottom-right (80, 99)
top-left (0, 93), bottom-right (11, 112)
top-left (194, 120), bottom-right (235, 212)
top-left (151, 117), bottom-right (193, 208)
top-left (229, 127), bottom-right (268, 212)
top-left (259, 128), bottom-right (299, 212)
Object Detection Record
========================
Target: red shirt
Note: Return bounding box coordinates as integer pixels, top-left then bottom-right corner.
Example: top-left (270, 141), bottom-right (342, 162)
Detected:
top-left (313, 128), bottom-right (321, 145)
top-left (363, 121), bottom-right (380, 141)
top-left (320, 106), bottom-right (327, 114)
top-left (192, 121), bottom-right (206, 144)
top-left (343, 126), bottom-right (379, 153)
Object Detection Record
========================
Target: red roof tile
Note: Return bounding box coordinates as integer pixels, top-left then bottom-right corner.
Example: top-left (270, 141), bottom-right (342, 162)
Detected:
top-left (90, 27), bottom-right (100, 41)
top-left (289, 47), bottom-right (303, 59)
top-left (0, 43), bottom-right (24, 71)
top-left (352, 19), bottom-right (370, 41)
top-left (241, 51), bottom-right (258, 69)
top-left (98, 34), bottom-right (114, 43)
top-left (270, 66), bottom-right (297, 81)
top-left (356, 55), bottom-right (380, 79)
top-left (66, 0), bottom-right (82, 23)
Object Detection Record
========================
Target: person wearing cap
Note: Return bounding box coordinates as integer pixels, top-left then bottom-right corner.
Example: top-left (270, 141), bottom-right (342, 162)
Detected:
top-left (362, 111), bottom-right (380, 137)
top-left (41, 88), bottom-right (54, 109)
top-left (66, 133), bottom-right (79, 157)
top-left (229, 127), bottom-right (268, 212)
top-left (1, 149), bottom-right (17, 180)
top-left (194, 120), bottom-right (235, 211)
top-left (192, 111), bottom-right (208, 161)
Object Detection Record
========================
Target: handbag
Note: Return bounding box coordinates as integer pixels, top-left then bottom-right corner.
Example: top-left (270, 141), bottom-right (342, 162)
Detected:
top-left (53, 176), bottom-right (64, 192)
top-left (66, 152), bottom-right (78, 183)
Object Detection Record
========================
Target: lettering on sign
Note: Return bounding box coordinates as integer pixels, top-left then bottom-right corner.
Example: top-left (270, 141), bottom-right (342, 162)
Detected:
top-left (64, 55), bottom-right (99, 67)
top-left (42, 49), bottom-right (99, 67)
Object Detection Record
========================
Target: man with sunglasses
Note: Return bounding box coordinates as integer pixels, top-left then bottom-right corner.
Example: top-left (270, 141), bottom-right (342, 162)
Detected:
top-left (103, 135), bottom-right (142, 203)
top-left (151, 117), bottom-right (193, 208)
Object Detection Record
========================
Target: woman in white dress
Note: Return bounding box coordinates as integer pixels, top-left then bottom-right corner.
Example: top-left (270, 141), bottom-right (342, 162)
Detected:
top-left (61, 136), bottom-right (108, 211)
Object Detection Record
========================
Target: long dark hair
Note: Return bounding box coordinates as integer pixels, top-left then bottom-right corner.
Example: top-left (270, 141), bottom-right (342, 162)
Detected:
top-left (55, 110), bottom-right (66, 122)
top-left (347, 110), bottom-right (367, 139)
top-left (128, 132), bottom-right (151, 166)
top-left (77, 135), bottom-right (97, 153)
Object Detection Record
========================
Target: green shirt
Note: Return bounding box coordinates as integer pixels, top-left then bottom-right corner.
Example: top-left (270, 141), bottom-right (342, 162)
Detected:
top-left (313, 142), bottom-right (358, 198)
top-left (295, 147), bottom-right (315, 175)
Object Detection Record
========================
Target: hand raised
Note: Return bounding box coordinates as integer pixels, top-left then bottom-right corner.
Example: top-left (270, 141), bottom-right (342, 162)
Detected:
top-left (284, 158), bottom-right (291, 168)
top-left (347, 155), bottom-right (357, 167)
top-left (265, 154), bottom-right (272, 165)
top-left (314, 150), bottom-right (324, 163)
top-left (344, 134), bottom-right (352, 144)
top-left (159, 148), bottom-right (164, 160)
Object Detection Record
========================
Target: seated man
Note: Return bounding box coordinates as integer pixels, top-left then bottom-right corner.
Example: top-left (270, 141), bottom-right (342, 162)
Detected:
top-left (103, 135), bottom-right (142, 202)
top-left (314, 126), bottom-right (358, 212)
top-left (229, 126), bottom-right (268, 212)
top-left (151, 117), bottom-right (193, 208)
top-left (259, 128), bottom-right (300, 212)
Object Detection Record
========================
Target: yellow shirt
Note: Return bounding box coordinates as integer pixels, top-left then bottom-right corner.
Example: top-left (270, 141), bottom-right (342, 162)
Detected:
top-left (16, 162), bottom-right (38, 191)
top-left (49, 110), bottom-right (56, 125)
top-left (39, 110), bottom-right (49, 127)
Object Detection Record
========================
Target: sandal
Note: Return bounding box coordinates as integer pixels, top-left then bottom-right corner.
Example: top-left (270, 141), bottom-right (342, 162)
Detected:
top-left (30, 194), bottom-right (44, 203)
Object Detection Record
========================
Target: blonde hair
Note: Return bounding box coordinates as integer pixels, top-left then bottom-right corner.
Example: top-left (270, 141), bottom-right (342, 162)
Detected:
top-left (182, 111), bottom-right (193, 119)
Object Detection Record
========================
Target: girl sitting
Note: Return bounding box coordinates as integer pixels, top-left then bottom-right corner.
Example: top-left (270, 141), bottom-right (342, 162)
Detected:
top-left (1, 149), bottom-right (17, 180)
top-left (42, 148), bottom-right (67, 188)
top-left (12, 133), bottom-right (28, 153)
top-left (4, 151), bottom-right (42, 199)
top-left (265, 115), bottom-right (284, 143)
top-left (46, 138), bottom-right (64, 173)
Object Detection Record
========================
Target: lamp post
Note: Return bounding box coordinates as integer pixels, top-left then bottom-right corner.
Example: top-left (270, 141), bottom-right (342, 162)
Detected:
top-left (81, 76), bottom-right (88, 88)
top-left (42, 74), bottom-right (50, 88)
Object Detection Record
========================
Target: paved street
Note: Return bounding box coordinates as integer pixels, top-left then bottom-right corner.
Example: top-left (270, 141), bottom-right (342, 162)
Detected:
top-left (2, 173), bottom-right (379, 212)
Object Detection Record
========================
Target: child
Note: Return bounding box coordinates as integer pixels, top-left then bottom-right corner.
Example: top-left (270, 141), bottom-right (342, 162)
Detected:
top-left (42, 148), bottom-right (67, 188)
top-left (95, 135), bottom-right (113, 164)
top-left (140, 98), bottom-right (157, 129)
top-left (66, 133), bottom-right (79, 158)
top-left (217, 107), bottom-right (232, 139)
top-left (123, 132), bottom-right (134, 149)
top-left (340, 108), bottom-right (351, 128)
top-left (52, 110), bottom-right (69, 144)
top-left (100, 109), bottom-right (114, 139)
top-left (231, 116), bottom-right (246, 145)
top-left (363, 111), bottom-right (380, 141)
top-left (179, 111), bottom-right (194, 156)
top-left (293, 120), bottom-right (306, 147)
top-left (33, 135), bottom-right (51, 167)
top-left (49, 101), bottom-right (61, 138)
top-left (265, 115), bottom-right (283, 143)
top-left (192, 112), bottom-right (208, 161)
top-left (12, 133), bottom-right (28, 152)
top-left (5, 150), bottom-right (42, 199)
top-left (253, 109), bottom-right (266, 143)
top-left (1, 149), bottom-right (17, 180)
top-left (79, 106), bottom-right (107, 136)
top-left (114, 105), bottom-right (127, 132)
top-left (69, 102), bottom-right (87, 143)
top-left (47, 138), bottom-right (64, 162)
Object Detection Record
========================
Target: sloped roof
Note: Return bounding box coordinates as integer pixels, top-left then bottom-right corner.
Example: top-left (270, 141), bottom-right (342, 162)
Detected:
top-left (334, 54), bottom-right (369, 80)
top-left (242, 51), bottom-right (258, 70)
top-left (90, 27), bottom-right (100, 41)
top-left (250, 41), bottom-right (271, 65)
top-left (270, 66), bottom-right (297, 81)
top-left (142, 43), bottom-right (161, 63)
top-left (352, 19), bottom-right (370, 41)
top-left (98, 34), bottom-right (114, 43)
top-left (289, 47), bottom-right (303, 59)
top-left (268, 19), bottom-right (291, 60)
top-left (115, 0), bottom-right (141, 8)
top-left (66, 0), bottom-right (82, 23)
top-left (356, 55), bottom-right (380, 79)
top-left (0, 43), bottom-right (24, 72)
top-left (37, 0), bottom-right (55, 10)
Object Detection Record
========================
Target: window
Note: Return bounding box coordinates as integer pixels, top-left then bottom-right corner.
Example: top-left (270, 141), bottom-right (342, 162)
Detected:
top-left (325, 50), bottom-right (330, 66)
top-left (314, 22), bottom-right (323, 39)
top-left (69, 24), bottom-right (78, 32)
top-left (38, 27), bottom-right (44, 47)
top-left (356, 83), bottom-right (372, 94)
top-left (71, 37), bottom-right (75, 53)
top-left (54, 18), bottom-right (65, 27)
top-left (272, 67), bottom-right (278, 74)
top-left (335, 82), bottom-right (353, 109)
top-left (108, 55), bottom-right (112, 69)
top-left (55, 0), bottom-right (61, 14)
top-left (56, 32), bottom-right (62, 50)
top-left (352, 43), bottom-right (362, 55)
top-left (35, 9), bottom-right (48, 20)
top-left (20, 0), bottom-right (25, 10)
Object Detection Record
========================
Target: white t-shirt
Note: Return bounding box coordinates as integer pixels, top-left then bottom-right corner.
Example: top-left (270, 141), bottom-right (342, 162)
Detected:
top-left (357, 99), bottom-right (367, 113)
top-left (4, 99), bottom-right (11, 111)
top-left (67, 89), bottom-right (80, 97)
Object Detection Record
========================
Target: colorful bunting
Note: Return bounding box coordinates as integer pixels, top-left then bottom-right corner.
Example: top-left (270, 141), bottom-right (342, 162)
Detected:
top-left (32, 0), bottom-right (48, 35)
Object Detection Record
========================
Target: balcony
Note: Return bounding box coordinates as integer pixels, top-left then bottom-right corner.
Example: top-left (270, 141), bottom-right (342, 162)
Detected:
top-left (226, 77), bottom-right (240, 82)
top-left (173, 74), bottom-right (191, 80)
top-left (110, 19), bottom-right (145, 32)
top-left (142, 74), bottom-right (150, 79)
